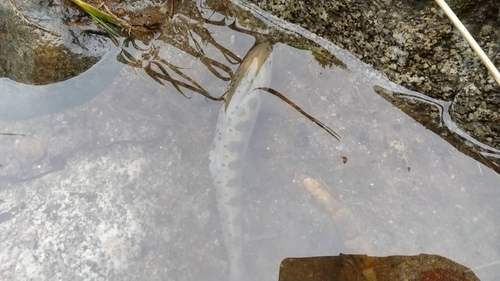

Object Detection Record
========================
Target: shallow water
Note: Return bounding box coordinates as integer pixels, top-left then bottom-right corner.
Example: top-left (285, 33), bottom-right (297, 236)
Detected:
top-left (0, 1), bottom-right (499, 280)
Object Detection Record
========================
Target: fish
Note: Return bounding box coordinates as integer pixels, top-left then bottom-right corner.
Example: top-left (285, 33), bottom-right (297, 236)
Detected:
top-left (208, 40), bottom-right (274, 281)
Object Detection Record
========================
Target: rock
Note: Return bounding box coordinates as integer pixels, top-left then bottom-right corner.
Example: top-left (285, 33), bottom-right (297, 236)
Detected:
top-left (0, 0), bottom-right (110, 85)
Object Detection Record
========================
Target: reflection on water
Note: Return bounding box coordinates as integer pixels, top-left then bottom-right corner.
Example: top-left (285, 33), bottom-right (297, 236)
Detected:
top-left (0, 1), bottom-right (500, 281)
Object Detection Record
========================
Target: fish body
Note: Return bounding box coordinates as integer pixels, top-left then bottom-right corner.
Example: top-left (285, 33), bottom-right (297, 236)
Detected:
top-left (209, 41), bottom-right (273, 280)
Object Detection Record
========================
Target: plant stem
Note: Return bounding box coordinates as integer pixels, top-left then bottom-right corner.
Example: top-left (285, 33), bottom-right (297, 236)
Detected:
top-left (435, 0), bottom-right (500, 86)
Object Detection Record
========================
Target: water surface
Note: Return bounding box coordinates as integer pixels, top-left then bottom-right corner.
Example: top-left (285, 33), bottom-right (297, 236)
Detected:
top-left (0, 1), bottom-right (499, 280)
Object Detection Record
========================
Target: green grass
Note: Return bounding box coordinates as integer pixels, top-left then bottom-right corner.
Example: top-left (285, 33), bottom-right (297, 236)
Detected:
top-left (71, 0), bottom-right (122, 37)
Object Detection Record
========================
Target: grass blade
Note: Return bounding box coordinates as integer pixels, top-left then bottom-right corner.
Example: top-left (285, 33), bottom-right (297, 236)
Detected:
top-left (71, 0), bottom-right (122, 28)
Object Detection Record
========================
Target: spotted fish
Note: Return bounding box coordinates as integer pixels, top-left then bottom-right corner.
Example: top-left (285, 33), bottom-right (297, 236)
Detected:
top-left (209, 41), bottom-right (274, 280)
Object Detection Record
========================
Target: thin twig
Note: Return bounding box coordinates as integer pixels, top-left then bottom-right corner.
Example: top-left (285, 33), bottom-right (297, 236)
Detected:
top-left (435, 0), bottom-right (500, 85)
top-left (470, 259), bottom-right (500, 272)
top-left (257, 87), bottom-right (341, 142)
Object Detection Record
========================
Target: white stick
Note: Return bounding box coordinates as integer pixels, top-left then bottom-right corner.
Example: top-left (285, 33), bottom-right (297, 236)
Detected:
top-left (434, 0), bottom-right (500, 86)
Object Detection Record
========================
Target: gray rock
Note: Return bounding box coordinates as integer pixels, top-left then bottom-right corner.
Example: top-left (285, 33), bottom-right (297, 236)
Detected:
top-left (0, 0), bottom-right (110, 85)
